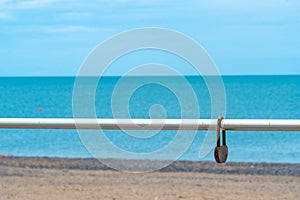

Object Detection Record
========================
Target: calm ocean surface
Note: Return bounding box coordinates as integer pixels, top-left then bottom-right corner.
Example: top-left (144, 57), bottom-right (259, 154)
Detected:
top-left (0, 76), bottom-right (299, 163)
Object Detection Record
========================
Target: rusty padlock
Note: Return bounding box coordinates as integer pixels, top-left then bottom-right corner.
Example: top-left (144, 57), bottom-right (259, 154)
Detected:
top-left (214, 116), bottom-right (228, 164)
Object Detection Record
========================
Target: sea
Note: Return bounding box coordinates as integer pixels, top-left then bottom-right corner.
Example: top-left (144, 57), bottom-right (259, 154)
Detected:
top-left (0, 75), bottom-right (299, 164)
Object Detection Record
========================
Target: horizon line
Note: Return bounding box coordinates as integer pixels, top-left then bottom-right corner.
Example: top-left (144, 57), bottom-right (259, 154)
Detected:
top-left (0, 74), bottom-right (300, 78)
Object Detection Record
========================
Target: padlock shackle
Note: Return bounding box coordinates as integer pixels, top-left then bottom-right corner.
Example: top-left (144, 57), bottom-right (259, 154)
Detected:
top-left (216, 116), bottom-right (224, 147)
top-left (222, 129), bottom-right (226, 146)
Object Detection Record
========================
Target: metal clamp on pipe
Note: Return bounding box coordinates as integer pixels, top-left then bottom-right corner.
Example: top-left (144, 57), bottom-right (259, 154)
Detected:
top-left (214, 116), bottom-right (228, 163)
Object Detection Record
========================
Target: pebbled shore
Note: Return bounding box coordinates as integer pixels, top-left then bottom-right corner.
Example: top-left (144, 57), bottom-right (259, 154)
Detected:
top-left (0, 156), bottom-right (300, 176)
top-left (0, 157), bottom-right (299, 200)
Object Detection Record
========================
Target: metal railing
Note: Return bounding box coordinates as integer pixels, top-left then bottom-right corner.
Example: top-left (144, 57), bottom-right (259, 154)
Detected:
top-left (1, 118), bottom-right (299, 163)
top-left (1, 118), bottom-right (300, 131)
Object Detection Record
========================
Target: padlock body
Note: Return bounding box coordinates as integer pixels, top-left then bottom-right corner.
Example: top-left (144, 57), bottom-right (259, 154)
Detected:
top-left (214, 145), bottom-right (228, 163)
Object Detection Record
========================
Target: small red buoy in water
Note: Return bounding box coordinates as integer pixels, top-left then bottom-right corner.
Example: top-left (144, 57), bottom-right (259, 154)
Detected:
top-left (38, 107), bottom-right (43, 111)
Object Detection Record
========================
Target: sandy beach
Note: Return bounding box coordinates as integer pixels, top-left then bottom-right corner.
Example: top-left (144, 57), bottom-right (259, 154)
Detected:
top-left (0, 157), bottom-right (299, 199)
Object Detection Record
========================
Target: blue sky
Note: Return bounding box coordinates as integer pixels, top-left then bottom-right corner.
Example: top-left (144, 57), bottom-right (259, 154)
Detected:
top-left (0, 0), bottom-right (299, 76)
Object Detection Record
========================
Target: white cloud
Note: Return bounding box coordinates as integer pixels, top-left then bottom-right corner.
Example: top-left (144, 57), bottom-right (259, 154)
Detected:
top-left (40, 25), bottom-right (101, 33)
top-left (2, 0), bottom-right (62, 9)
top-left (17, 0), bottom-right (61, 9)
top-left (0, 0), bottom-right (11, 4)
top-left (0, 0), bottom-right (69, 21)
top-left (197, 0), bottom-right (300, 11)
top-left (0, 11), bottom-right (11, 20)
top-left (113, 0), bottom-right (169, 4)
top-left (55, 25), bottom-right (99, 33)
top-left (56, 12), bottom-right (94, 20)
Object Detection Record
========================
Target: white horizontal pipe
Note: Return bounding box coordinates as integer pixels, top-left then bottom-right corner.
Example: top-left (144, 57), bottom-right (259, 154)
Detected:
top-left (222, 119), bottom-right (300, 131)
top-left (0, 118), bottom-right (212, 130)
top-left (0, 118), bottom-right (300, 131)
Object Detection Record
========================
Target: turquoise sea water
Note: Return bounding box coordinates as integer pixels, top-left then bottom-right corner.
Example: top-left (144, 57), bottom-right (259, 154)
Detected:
top-left (0, 76), bottom-right (299, 163)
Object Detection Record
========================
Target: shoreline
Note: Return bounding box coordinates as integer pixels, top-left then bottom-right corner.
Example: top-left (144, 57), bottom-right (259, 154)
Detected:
top-left (1, 156), bottom-right (299, 176)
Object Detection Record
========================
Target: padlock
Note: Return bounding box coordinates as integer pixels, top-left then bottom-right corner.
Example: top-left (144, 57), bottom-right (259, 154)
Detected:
top-left (214, 117), bottom-right (228, 164)
top-left (214, 130), bottom-right (228, 163)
